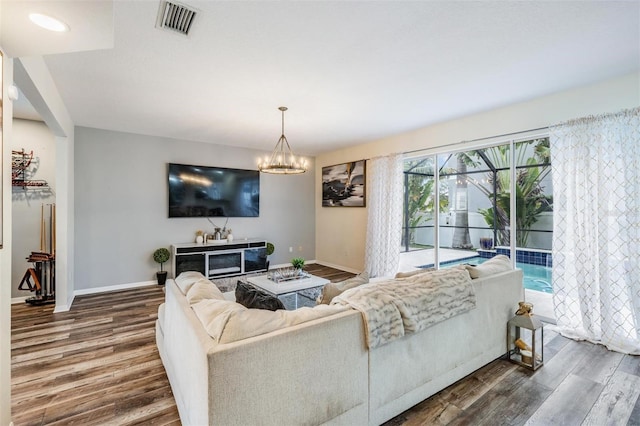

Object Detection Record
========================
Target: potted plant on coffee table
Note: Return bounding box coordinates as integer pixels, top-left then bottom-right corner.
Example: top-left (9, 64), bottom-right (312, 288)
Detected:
top-left (153, 247), bottom-right (171, 285)
top-left (291, 257), bottom-right (305, 271)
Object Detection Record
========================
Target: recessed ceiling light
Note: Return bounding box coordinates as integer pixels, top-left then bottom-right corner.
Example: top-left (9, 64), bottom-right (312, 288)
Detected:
top-left (29, 13), bottom-right (69, 32)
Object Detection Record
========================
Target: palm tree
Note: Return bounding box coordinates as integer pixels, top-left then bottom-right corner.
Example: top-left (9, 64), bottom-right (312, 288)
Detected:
top-left (403, 159), bottom-right (448, 249)
top-left (451, 155), bottom-right (473, 249)
top-left (469, 139), bottom-right (552, 247)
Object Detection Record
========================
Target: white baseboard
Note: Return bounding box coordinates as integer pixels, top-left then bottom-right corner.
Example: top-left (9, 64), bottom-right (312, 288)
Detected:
top-left (54, 303), bottom-right (71, 313)
top-left (12, 282), bottom-right (156, 311)
top-left (73, 280), bottom-right (158, 297)
top-left (12, 295), bottom-right (71, 313)
top-left (314, 261), bottom-right (361, 274)
top-left (12, 295), bottom-right (71, 312)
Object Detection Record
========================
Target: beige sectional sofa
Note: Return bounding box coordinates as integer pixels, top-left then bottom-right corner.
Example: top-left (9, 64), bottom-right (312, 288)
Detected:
top-left (156, 266), bottom-right (523, 425)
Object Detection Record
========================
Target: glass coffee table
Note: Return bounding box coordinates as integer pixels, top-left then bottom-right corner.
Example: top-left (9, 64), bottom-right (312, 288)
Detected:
top-left (246, 273), bottom-right (330, 309)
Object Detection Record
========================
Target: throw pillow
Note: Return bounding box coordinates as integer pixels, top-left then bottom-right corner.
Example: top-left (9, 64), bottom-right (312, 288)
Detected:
top-left (191, 299), bottom-right (348, 343)
top-left (317, 271), bottom-right (369, 305)
top-left (464, 255), bottom-right (512, 279)
top-left (174, 271), bottom-right (208, 294)
top-left (186, 279), bottom-right (225, 304)
top-left (235, 281), bottom-right (285, 311)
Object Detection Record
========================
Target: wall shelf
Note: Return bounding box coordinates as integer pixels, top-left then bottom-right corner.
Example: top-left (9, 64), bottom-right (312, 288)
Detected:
top-left (11, 149), bottom-right (49, 189)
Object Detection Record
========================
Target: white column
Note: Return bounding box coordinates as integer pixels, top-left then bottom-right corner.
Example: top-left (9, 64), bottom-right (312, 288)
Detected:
top-left (0, 51), bottom-right (13, 426)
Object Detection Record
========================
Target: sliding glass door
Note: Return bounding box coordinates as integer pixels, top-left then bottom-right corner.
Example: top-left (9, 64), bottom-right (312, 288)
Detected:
top-left (401, 137), bottom-right (553, 291)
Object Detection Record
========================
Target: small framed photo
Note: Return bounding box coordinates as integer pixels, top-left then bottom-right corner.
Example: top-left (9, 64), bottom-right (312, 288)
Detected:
top-left (322, 160), bottom-right (366, 207)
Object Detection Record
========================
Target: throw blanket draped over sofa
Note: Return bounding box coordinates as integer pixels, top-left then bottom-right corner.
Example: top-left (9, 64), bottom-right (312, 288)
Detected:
top-left (156, 261), bottom-right (523, 425)
top-left (332, 268), bottom-right (476, 348)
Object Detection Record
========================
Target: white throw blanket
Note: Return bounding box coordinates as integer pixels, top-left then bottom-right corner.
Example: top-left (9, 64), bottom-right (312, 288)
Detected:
top-left (331, 268), bottom-right (476, 348)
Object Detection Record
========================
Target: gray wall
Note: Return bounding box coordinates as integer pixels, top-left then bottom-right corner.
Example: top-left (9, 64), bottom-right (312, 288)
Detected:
top-left (74, 126), bottom-right (316, 290)
top-left (11, 119), bottom-right (56, 298)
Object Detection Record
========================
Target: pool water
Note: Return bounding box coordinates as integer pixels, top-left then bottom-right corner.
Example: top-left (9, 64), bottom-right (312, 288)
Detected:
top-left (443, 257), bottom-right (553, 294)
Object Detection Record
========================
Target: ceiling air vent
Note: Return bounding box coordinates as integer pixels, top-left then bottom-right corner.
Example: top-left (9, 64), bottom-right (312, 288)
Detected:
top-left (156, 1), bottom-right (197, 36)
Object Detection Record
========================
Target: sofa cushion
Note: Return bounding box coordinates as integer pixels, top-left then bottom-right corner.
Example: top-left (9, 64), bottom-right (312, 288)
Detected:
top-left (235, 281), bottom-right (285, 311)
top-left (186, 279), bottom-right (225, 304)
top-left (175, 271), bottom-right (208, 295)
top-left (317, 272), bottom-right (370, 305)
top-left (191, 299), bottom-right (349, 343)
top-left (463, 255), bottom-right (512, 279)
top-left (394, 268), bottom-right (435, 279)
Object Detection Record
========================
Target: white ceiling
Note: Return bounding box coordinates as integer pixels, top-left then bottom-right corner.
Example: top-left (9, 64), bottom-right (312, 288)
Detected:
top-left (5, 1), bottom-right (640, 155)
top-left (1, 0), bottom-right (114, 57)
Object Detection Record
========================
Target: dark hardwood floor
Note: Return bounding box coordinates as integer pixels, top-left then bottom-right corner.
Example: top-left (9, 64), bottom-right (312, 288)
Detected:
top-left (11, 286), bottom-right (179, 426)
top-left (11, 265), bottom-right (640, 425)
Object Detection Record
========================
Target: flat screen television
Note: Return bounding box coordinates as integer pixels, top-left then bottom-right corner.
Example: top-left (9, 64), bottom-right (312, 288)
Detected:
top-left (168, 163), bottom-right (260, 217)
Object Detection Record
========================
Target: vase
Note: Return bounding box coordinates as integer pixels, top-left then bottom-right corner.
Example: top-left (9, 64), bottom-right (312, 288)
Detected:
top-left (227, 233), bottom-right (234, 242)
top-left (196, 235), bottom-right (204, 244)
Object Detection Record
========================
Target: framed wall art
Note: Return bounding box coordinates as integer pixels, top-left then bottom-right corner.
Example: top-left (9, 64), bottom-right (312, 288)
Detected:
top-left (322, 159), bottom-right (366, 207)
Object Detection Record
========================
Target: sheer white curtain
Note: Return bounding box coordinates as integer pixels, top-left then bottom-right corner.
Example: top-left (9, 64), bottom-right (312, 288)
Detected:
top-left (364, 153), bottom-right (403, 278)
top-left (550, 107), bottom-right (640, 354)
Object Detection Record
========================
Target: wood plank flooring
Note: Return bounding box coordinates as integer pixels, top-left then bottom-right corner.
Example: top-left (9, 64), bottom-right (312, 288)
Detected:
top-left (11, 285), bottom-right (179, 426)
top-left (11, 264), bottom-right (640, 425)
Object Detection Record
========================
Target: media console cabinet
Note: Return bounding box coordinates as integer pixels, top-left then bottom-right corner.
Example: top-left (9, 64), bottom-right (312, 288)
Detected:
top-left (171, 239), bottom-right (267, 279)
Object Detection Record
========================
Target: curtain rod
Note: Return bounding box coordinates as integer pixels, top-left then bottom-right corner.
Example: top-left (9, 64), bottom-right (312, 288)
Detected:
top-left (402, 125), bottom-right (549, 156)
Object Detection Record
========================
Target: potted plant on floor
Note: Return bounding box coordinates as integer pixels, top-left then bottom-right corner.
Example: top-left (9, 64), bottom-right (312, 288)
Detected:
top-left (153, 247), bottom-right (171, 285)
top-left (265, 242), bottom-right (275, 271)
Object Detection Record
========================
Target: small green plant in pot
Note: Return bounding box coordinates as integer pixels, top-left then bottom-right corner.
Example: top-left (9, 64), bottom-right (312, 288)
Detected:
top-left (153, 247), bottom-right (171, 285)
top-left (291, 257), bottom-right (305, 270)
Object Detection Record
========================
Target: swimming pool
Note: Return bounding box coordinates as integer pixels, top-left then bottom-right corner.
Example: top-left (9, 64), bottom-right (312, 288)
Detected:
top-left (442, 256), bottom-right (553, 294)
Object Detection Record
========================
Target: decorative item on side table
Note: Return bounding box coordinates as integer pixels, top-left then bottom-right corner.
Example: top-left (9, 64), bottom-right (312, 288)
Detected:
top-left (153, 247), bottom-right (171, 285)
top-left (506, 301), bottom-right (544, 370)
top-left (195, 230), bottom-right (204, 244)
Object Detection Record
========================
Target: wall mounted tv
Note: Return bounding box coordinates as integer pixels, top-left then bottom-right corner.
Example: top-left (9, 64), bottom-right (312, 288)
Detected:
top-left (168, 163), bottom-right (260, 217)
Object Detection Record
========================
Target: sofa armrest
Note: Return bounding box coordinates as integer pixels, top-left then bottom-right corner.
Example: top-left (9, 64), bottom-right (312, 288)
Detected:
top-left (160, 279), bottom-right (217, 425)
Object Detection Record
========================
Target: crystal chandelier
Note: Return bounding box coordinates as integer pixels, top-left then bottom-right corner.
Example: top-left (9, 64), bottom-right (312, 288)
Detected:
top-left (258, 107), bottom-right (307, 174)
